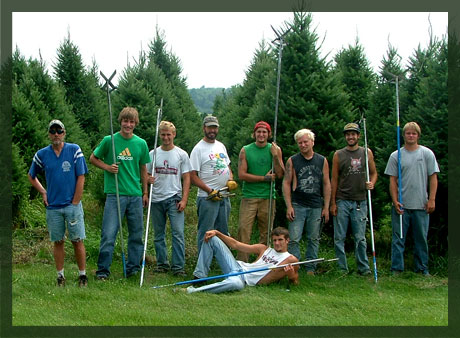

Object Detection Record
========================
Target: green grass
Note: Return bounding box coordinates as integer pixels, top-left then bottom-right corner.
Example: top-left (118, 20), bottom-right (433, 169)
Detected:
top-left (12, 262), bottom-right (447, 326)
top-left (12, 186), bottom-right (448, 327)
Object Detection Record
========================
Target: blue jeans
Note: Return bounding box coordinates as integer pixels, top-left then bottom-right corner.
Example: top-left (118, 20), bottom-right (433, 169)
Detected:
top-left (391, 207), bottom-right (429, 273)
top-left (151, 195), bottom-right (185, 272)
top-left (189, 236), bottom-right (245, 294)
top-left (196, 197), bottom-right (231, 253)
top-left (97, 194), bottom-right (144, 277)
top-left (333, 200), bottom-right (370, 273)
top-left (46, 202), bottom-right (85, 242)
top-left (287, 204), bottom-right (322, 272)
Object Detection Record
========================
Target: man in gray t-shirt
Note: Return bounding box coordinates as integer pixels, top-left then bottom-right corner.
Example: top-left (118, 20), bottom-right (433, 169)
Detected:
top-left (384, 122), bottom-right (439, 276)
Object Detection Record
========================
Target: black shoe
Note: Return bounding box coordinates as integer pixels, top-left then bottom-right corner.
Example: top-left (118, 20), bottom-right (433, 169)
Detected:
top-left (78, 275), bottom-right (88, 287)
top-left (192, 275), bottom-right (207, 287)
top-left (173, 270), bottom-right (187, 277)
top-left (153, 266), bottom-right (169, 273)
top-left (127, 270), bottom-right (139, 278)
top-left (57, 275), bottom-right (66, 287)
top-left (96, 274), bottom-right (108, 281)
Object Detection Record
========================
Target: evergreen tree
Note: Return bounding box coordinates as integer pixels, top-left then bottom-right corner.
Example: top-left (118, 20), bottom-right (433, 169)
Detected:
top-left (53, 33), bottom-right (105, 147)
top-left (333, 38), bottom-right (376, 117)
top-left (275, 11), bottom-right (352, 160)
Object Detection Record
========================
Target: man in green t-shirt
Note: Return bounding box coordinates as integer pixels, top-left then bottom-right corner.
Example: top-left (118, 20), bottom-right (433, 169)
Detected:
top-left (90, 107), bottom-right (151, 279)
top-left (236, 121), bottom-right (284, 262)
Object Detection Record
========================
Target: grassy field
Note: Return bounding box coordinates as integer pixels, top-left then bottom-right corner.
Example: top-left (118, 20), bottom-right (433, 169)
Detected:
top-left (11, 187), bottom-right (449, 328)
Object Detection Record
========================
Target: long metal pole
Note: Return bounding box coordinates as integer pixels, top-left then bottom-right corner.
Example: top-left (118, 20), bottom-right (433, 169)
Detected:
top-left (140, 98), bottom-right (163, 287)
top-left (267, 28), bottom-right (285, 246)
top-left (395, 77), bottom-right (404, 239)
top-left (152, 258), bottom-right (338, 290)
top-left (362, 116), bottom-right (378, 283)
top-left (101, 70), bottom-right (127, 278)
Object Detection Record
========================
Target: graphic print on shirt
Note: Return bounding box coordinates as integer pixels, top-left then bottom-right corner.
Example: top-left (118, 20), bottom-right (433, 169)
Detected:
top-left (117, 148), bottom-right (133, 161)
top-left (297, 165), bottom-right (322, 194)
top-left (62, 161), bottom-right (71, 172)
top-left (155, 159), bottom-right (179, 175)
top-left (261, 251), bottom-right (282, 265)
top-left (345, 156), bottom-right (362, 177)
top-left (209, 152), bottom-right (229, 176)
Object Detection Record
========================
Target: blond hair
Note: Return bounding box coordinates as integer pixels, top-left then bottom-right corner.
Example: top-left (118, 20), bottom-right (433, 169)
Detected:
top-left (118, 107), bottom-right (139, 125)
top-left (159, 121), bottom-right (176, 133)
top-left (403, 122), bottom-right (421, 136)
top-left (294, 129), bottom-right (315, 142)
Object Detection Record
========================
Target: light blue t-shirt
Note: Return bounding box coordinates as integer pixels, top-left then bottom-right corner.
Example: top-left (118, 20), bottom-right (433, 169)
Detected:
top-left (384, 145), bottom-right (439, 210)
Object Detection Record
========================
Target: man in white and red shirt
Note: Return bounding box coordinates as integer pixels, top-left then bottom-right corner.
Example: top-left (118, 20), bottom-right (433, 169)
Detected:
top-left (186, 227), bottom-right (299, 294)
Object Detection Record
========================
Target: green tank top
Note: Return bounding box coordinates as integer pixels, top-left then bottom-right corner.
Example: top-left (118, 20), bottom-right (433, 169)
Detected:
top-left (242, 143), bottom-right (275, 199)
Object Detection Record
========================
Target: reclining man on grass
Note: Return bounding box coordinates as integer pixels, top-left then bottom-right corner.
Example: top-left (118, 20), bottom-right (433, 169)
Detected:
top-left (181, 227), bottom-right (299, 294)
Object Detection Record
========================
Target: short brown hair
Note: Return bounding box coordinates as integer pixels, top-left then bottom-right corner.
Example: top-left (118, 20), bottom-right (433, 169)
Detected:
top-left (271, 226), bottom-right (290, 240)
top-left (118, 107), bottom-right (139, 125)
top-left (403, 121), bottom-right (421, 136)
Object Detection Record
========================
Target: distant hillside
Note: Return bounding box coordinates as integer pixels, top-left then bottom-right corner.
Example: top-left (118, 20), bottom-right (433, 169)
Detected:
top-left (188, 86), bottom-right (227, 115)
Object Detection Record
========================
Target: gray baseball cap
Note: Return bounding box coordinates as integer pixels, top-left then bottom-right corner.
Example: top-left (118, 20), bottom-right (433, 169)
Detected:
top-left (48, 119), bottom-right (65, 130)
top-left (203, 115), bottom-right (219, 127)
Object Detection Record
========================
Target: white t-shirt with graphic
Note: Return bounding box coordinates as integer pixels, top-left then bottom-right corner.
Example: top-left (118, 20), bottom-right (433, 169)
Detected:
top-left (238, 248), bottom-right (291, 286)
top-left (147, 146), bottom-right (192, 203)
top-left (190, 139), bottom-right (231, 197)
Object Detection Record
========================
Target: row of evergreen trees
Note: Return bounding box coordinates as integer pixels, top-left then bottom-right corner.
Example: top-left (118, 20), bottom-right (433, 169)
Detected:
top-left (11, 11), bottom-right (448, 257)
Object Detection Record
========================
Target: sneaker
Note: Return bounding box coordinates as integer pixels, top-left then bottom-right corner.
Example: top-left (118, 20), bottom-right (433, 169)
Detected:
top-left (359, 270), bottom-right (372, 276)
top-left (78, 275), bottom-right (88, 287)
top-left (96, 274), bottom-right (108, 281)
top-left (173, 270), bottom-right (187, 277)
top-left (153, 267), bottom-right (169, 273)
top-left (57, 275), bottom-right (66, 287)
top-left (127, 270), bottom-right (139, 278)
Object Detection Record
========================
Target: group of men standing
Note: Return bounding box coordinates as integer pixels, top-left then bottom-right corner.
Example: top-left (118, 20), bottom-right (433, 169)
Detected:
top-left (27, 107), bottom-right (439, 290)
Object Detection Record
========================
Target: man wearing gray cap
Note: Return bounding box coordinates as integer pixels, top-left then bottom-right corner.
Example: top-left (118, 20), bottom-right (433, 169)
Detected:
top-left (28, 120), bottom-right (89, 287)
top-left (330, 122), bottom-right (377, 275)
top-left (190, 115), bottom-right (235, 254)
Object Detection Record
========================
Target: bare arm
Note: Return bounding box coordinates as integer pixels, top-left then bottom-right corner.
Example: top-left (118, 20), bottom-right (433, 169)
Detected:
top-left (366, 148), bottom-right (378, 190)
top-left (257, 255), bottom-right (299, 285)
top-left (322, 158), bottom-right (331, 223)
top-left (204, 230), bottom-right (267, 255)
top-left (271, 142), bottom-right (285, 178)
top-left (177, 172), bottom-right (191, 212)
top-left (426, 173), bottom-right (438, 214)
top-left (282, 157), bottom-right (295, 221)
top-left (190, 170), bottom-right (212, 194)
top-left (72, 175), bottom-right (85, 205)
top-left (140, 164), bottom-right (148, 207)
top-left (28, 174), bottom-right (48, 206)
top-left (389, 175), bottom-right (403, 214)
top-left (330, 152), bottom-right (339, 216)
top-left (90, 153), bottom-right (118, 174)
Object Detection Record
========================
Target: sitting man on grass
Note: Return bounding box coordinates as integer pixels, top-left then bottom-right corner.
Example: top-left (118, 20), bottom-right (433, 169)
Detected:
top-left (183, 227), bottom-right (299, 294)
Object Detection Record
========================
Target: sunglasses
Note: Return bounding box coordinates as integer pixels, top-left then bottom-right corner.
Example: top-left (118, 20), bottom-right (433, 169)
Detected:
top-left (49, 129), bottom-right (64, 135)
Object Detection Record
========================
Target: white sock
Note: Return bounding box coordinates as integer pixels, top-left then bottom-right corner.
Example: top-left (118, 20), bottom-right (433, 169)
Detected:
top-left (57, 269), bottom-right (64, 278)
top-left (79, 270), bottom-right (86, 276)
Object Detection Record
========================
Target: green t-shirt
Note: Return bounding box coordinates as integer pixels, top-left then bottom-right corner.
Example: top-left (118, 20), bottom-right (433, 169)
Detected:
top-left (93, 132), bottom-right (150, 196)
top-left (242, 142), bottom-right (276, 199)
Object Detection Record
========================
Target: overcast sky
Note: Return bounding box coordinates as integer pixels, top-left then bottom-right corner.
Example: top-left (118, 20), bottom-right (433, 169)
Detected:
top-left (12, 12), bottom-right (448, 89)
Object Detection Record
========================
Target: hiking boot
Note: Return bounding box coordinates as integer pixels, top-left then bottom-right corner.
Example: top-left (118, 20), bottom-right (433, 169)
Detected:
top-left (78, 275), bottom-right (88, 287)
top-left (57, 275), bottom-right (66, 287)
top-left (173, 270), bottom-right (187, 277)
